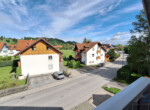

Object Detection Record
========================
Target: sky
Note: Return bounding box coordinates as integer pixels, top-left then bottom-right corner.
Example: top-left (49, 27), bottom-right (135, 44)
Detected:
top-left (0, 0), bottom-right (143, 45)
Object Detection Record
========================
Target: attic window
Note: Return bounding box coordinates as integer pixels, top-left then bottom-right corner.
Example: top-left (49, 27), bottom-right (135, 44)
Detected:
top-left (32, 46), bottom-right (36, 51)
top-left (92, 48), bottom-right (94, 51)
top-left (47, 46), bottom-right (50, 50)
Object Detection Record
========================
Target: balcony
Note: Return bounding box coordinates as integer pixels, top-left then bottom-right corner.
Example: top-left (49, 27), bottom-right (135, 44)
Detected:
top-left (97, 50), bottom-right (101, 54)
top-left (96, 56), bottom-right (101, 60)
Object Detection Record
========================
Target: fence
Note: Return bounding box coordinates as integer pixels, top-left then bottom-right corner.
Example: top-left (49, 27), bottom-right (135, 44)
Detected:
top-left (0, 74), bottom-right (30, 97)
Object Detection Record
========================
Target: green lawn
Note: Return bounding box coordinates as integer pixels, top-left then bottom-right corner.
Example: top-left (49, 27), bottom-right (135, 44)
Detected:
top-left (0, 39), bottom-right (16, 45)
top-left (61, 49), bottom-right (75, 57)
top-left (0, 66), bottom-right (26, 90)
top-left (103, 86), bottom-right (121, 94)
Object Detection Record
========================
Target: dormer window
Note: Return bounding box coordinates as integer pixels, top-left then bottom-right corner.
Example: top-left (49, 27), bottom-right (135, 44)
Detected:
top-left (32, 46), bottom-right (36, 51)
top-left (47, 46), bottom-right (50, 50)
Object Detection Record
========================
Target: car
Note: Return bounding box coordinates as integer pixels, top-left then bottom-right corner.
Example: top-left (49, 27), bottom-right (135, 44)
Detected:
top-left (53, 71), bottom-right (64, 80)
top-left (97, 63), bottom-right (105, 67)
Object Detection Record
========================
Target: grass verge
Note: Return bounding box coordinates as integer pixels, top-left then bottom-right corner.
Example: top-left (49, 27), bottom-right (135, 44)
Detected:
top-left (103, 86), bottom-right (121, 94)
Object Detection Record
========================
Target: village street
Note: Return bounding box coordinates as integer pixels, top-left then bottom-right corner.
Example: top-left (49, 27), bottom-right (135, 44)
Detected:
top-left (0, 52), bottom-right (127, 110)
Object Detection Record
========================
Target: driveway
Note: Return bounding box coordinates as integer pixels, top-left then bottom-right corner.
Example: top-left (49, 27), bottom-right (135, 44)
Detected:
top-left (0, 53), bottom-right (127, 110)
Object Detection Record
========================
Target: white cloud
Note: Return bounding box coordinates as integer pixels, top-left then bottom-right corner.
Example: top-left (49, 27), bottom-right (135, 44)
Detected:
top-left (117, 2), bottom-right (143, 14)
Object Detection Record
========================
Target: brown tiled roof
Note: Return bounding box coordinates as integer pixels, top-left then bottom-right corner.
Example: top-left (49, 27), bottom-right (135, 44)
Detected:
top-left (74, 42), bottom-right (106, 53)
top-left (0, 42), bottom-right (5, 50)
top-left (14, 38), bottom-right (63, 56)
top-left (16, 40), bottom-right (36, 51)
top-left (7, 45), bottom-right (17, 50)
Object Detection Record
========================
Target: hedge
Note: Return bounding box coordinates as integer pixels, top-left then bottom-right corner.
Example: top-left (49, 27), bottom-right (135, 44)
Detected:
top-left (0, 60), bottom-right (19, 67)
top-left (0, 61), bottom-right (13, 67)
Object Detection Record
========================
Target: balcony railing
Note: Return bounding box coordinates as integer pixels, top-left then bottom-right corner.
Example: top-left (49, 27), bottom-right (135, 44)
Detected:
top-left (97, 50), bottom-right (101, 54)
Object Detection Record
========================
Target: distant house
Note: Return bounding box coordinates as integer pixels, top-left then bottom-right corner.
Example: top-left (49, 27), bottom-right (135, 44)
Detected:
top-left (74, 42), bottom-right (106, 65)
top-left (7, 45), bottom-right (19, 56)
top-left (101, 44), bottom-right (114, 52)
top-left (14, 38), bottom-right (63, 76)
top-left (0, 42), bottom-right (9, 57)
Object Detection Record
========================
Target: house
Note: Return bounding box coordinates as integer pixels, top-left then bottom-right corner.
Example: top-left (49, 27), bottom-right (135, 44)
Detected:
top-left (0, 42), bottom-right (9, 57)
top-left (7, 45), bottom-right (19, 56)
top-left (74, 42), bottom-right (106, 65)
top-left (14, 38), bottom-right (63, 77)
top-left (101, 44), bottom-right (114, 52)
top-left (16, 39), bottom-right (36, 51)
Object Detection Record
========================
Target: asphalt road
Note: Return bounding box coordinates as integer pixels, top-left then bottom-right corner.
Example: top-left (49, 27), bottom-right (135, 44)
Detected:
top-left (0, 53), bottom-right (127, 110)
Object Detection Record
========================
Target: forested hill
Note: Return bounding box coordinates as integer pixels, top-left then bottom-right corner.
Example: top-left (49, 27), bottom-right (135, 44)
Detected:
top-left (0, 36), bottom-right (77, 46)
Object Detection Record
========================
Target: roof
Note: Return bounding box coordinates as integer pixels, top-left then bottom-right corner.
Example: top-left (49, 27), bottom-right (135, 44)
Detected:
top-left (7, 45), bottom-right (17, 50)
top-left (14, 38), bottom-right (63, 56)
top-left (0, 42), bottom-right (5, 50)
top-left (16, 40), bottom-right (36, 51)
top-left (74, 42), bottom-right (106, 53)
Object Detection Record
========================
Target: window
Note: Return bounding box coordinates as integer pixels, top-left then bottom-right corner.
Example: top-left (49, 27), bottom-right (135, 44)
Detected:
top-left (32, 47), bottom-right (36, 51)
top-left (89, 61), bottom-right (91, 63)
top-left (47, 46), bottom-right (50, 50)
top-left (101, 54), bottom-right (103, 56)
top-left (48, 56), bottom-right (52, 60)
top-left (14, 46), bottom-right (16, 48)
top-left (3, 50), bottom-right (7, 53)
top-left (92, 54), bottom-right (94, 57)
top-left (48, 64), bottom-right (53, 69)
top-left (92, 48), bottom-right (94, 51)
top-left (92, 61), bottom-right (94, 63)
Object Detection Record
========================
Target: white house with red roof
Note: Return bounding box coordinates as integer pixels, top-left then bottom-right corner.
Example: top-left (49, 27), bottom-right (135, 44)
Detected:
top-left (0, 42), bottom-right (19, 57)
top-left (74, 42), bottom-right (106, 65)
top-left (14, 38), bottom-right (63, 76)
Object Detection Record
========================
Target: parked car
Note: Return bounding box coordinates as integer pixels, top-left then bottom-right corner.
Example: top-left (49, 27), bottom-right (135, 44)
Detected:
top-left (53, 71), bottom-right (64, 79)
top-left (97, 63), bottom-right (105, 67)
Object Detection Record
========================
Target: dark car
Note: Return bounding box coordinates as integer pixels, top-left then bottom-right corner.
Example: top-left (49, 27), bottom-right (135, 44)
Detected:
top-left (53, 71), bottom-right (64, 80)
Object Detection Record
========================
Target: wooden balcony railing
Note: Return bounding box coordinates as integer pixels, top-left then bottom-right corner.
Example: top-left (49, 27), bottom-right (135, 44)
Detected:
top-left (96, 56), bottom-right (101, 60)
top-left (97, 50), bottom-right (101, 54)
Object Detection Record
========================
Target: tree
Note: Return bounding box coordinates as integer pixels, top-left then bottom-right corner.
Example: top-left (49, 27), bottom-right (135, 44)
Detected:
top-left (127, 10), bottom-right (150, 76)
top-left (83, 37), bottom-right (92, 43)
top-left (107, 49), bottom-right (118, 61)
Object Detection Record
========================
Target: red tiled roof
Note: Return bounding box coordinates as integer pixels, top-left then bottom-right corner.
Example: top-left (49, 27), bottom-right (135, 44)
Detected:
top-left (7, 45), bottom-right (17, 50)
top-left (0, 42), bottom-right (5, 50)
top-left (14, 38), bottom-right (63, 56)
top-left (16, 40), bottom-right (36, 51)
top-left (74, 42), bottom-right (106, 53)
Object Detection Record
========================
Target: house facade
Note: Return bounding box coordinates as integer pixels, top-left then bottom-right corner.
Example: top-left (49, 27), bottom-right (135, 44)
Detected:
top-left (0, 42), bottom-right (19, 57)
top-left (74, 42), bottom-right (106, 65)
top-left (15, 38), bottom-right (63, 76)
top-left (0, 42), bottom-right (9, 57)
top-left (7, 45), bottom-right (19, 56)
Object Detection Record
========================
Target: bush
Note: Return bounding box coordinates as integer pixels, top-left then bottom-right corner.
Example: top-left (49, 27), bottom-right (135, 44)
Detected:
top-left (0, 61), bottom-right (13, 67)
top-left (63, 70), bottom-right (71, 77)
top-left (67, 60), bottom-right (81, 69)
top-left (117, 65), bottom-right (130, 81)
top-left (0, 56), bottom-right (12, 61)
top-left (16, 67), bottom-right (21, 78)
top-left (130, 73), bottom-right (141, 81)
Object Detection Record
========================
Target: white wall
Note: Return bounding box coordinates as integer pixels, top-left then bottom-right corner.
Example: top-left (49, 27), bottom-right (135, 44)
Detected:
top-left (0, 44), bottom-right (19, 57)
top-left (20, 54), bottom-right (59, 76)
top-left (84, 44), bottom-right (105, 65)
top-left (0, 44), bottom-right (9, 57)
